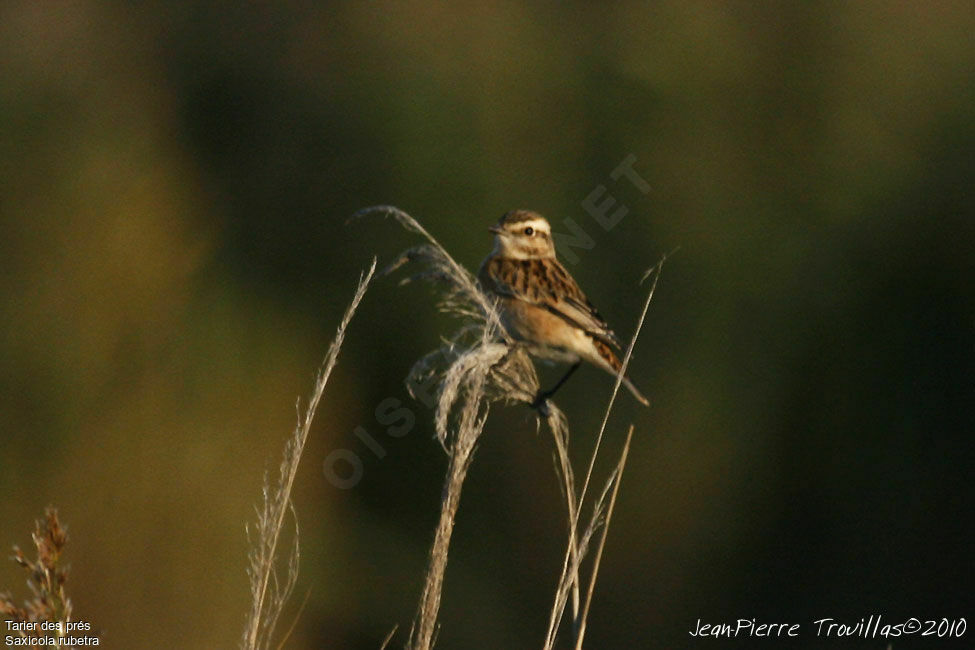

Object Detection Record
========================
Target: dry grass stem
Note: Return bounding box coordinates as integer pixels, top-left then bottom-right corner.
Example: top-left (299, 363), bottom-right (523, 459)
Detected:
top-left (241, 259), bottom-right (377, 650)
top-left (544, 255), bottom-right (668, 649)
top-left (547, 407), bottom-right (582, 624)
top-left (380, 624), bottom-right (400, 650)
top-left (544, 458), bottom-right (619, 649)
top-left (576, 255), bottom-right (668, 528)
top-left (574, 425), bottom-right (635, 650)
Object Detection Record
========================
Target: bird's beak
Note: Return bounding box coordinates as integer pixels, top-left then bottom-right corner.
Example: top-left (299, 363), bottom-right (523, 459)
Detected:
top-left (488, 225), bottom-right (503, 235)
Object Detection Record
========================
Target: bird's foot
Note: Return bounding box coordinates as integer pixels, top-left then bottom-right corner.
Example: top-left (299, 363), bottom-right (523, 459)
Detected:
top-left (530, 391), bottom-right (552, 418)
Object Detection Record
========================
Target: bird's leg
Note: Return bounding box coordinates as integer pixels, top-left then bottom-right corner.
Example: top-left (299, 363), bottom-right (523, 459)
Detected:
top-left (531, 361), bottom-right (582, 409)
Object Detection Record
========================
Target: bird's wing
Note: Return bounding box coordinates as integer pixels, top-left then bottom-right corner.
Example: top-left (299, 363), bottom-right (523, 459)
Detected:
top-left (483, 257), bottom-right (621, 349)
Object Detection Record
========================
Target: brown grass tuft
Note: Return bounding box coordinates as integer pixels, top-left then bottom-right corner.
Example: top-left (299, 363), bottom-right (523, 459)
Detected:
top-left (1, 508), bottom-right (78, 647)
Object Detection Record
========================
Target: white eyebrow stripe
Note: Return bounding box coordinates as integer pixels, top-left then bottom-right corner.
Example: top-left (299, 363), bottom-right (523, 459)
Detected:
top-left (512, 218), bottom-right (551, 234)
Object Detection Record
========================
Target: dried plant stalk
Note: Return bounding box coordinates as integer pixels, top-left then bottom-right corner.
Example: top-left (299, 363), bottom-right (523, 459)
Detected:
top-left (574, 425), bottom-right (635, 649)
top-left (356, 206), bottom-right (553, 649)
top-left (544, 256), bottom-right (668, 649)
top-left (241, 260), bottom-right (377, 650)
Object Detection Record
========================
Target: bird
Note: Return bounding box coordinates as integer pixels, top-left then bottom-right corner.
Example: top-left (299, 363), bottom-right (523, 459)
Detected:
top-left (477, 209), bottom-right (649, 408)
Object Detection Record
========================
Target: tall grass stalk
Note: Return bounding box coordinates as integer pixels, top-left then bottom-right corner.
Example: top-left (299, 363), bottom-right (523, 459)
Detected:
top-left (241, 260), bottom-right (377, 650)
top-left (544, 255), bottom-right (668, 649)
top-left (574, 424), bottom-right (634, 650)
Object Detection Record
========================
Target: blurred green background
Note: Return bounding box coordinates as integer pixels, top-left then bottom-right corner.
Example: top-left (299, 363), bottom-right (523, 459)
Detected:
top-left (1, 2), bottom-right (973, 648)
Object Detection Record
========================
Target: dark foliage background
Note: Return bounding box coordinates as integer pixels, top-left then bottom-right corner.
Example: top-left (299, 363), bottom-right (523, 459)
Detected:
top-left (1, 2), bottom-right (972, 648)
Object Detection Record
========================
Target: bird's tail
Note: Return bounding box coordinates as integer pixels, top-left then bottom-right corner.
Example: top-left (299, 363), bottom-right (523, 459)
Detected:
top-left (621, 375), bottom-right (650, 407)
top-left (591, 338), bottom-right (650, 406)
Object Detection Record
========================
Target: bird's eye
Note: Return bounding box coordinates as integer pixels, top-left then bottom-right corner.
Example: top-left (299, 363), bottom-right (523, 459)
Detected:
top-left (524, 226), bottom-right (534, 236)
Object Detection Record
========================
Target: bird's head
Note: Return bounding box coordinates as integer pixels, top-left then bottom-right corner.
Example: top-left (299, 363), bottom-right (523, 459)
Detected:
top-left (489, 209), bottom-right (556, 260)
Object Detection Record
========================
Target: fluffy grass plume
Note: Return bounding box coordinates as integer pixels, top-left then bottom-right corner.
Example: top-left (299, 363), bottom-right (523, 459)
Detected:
top-left (358, 205), bottom-right (667, 649)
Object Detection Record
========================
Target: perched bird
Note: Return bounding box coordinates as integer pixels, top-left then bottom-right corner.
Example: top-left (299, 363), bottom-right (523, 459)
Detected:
top-left (477, 209), bottom-right (649, 407)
